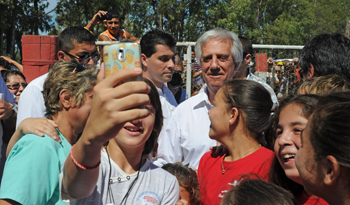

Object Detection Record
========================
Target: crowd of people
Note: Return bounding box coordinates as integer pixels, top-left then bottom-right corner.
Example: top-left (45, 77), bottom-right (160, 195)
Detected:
top-left (265, 57), bottom-right (300, 96)
top-left (0, 9), bottom-right (349, 205)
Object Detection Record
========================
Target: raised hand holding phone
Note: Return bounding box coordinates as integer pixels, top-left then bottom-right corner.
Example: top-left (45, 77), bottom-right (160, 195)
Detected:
top-left (64, 65), bottom-right (151, 197)
top-left (83, 66), bottom-right (150, 146)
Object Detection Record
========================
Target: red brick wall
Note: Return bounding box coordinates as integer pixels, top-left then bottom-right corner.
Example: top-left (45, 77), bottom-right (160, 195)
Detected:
top-left (22, 35), bottom-right (58, 83)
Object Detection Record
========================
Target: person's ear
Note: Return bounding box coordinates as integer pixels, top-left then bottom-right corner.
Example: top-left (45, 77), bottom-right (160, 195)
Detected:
top-left (57, 51), bottom-right (66, 60)
top-left (306, 63), bottom-right (315, 79)
top-left (141, 53), bottom-right (148, 71)
top-left (323, 155), bottom-right (341, 186)
top-left (59, 89), bottom-right (72, 109)
top-left (228, 107), bottom-right (239, 125)
top-left (245, 54), bottom-right (252, 64)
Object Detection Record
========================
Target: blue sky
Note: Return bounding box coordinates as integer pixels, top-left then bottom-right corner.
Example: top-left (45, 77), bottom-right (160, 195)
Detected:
top-left (46, 0), bottom-right (58, 13)
top-left (40, 0), bottom-right (58, 34)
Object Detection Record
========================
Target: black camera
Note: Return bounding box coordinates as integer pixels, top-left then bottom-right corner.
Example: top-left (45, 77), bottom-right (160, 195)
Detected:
top-left (100, 13), bottom-right (112, 21)
top-left (168, 71), bottom-right (183, 90)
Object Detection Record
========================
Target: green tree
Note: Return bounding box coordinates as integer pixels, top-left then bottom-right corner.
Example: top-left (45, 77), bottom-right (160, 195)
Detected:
top-left (54, 0), bottom-right (136, 38)
top-left (264, 0), bottom-right (316, 45)
top-left (313, 0), bottom-right (350, 35)
top-left (206, 0), bottom-right (316, 45)
top-left (0, 0), bottom-right (53, 61)
top-left (49, 0), bottom-right (350, 47)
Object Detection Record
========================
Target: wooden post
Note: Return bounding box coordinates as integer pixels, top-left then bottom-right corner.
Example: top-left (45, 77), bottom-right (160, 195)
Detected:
top-left (346, 21), bottom-right (350, 39)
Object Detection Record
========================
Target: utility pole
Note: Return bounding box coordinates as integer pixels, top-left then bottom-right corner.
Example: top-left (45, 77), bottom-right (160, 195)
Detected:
top-left (346, 21), bottom-right (350, 39)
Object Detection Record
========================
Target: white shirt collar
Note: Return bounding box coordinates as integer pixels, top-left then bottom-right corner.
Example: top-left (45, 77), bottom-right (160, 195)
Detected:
top-left (192, 84), bottom-right (213, 110)
top-left (157, 84), bottom-right (178, 107)
top-left (156, 84), bottom-right (165, 96)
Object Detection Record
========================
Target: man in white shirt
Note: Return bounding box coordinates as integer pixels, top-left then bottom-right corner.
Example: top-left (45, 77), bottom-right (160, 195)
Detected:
top-left (154, 28), bottom-right (243, 169)
top-left (140, 29), bottom-right (178, 129)
top-left (16, 26), bottom-right (99, 128)
top-left (233, 37), bottom-right (278, 107)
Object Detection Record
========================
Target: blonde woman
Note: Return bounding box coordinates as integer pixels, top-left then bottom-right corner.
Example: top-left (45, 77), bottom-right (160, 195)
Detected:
top-left (0, 60), bottom-right (97, 205)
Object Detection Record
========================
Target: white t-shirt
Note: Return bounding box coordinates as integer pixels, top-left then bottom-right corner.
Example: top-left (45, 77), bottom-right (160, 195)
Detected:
top-left (16, 73), bottom-right (48, 128)
top-left (61, 149), bottom-right (180, 205)
top-left (153, 87), bottom-right (216, 170)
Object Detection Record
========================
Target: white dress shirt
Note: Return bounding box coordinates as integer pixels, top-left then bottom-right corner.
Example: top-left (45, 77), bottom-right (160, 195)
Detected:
top-left (153, 87), bottom-right (216, 169)
top-left (16, 73), bottom-right (48, 129)
top-left (157, 84), bottom-right (178, 132)
top-left (159, 84), bottom-right (178, 107)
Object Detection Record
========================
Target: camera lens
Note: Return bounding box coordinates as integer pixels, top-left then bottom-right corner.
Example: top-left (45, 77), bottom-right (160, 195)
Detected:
top-left (100, 13), bottom-right (112, 20)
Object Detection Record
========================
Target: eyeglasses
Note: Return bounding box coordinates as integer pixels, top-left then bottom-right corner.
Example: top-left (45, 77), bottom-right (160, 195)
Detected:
top-left (63, 51), bottom-right (100, 65)
top-left (7, 83), bottom-right (27, 90)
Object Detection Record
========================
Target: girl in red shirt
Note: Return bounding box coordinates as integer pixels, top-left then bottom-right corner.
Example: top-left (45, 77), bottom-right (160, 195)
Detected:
top-left (198, 80), bottom-right (274, 205)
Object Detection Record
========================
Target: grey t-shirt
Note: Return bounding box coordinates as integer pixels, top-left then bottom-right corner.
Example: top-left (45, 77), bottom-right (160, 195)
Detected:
top-left (61, 149), bottom-right (180, 205)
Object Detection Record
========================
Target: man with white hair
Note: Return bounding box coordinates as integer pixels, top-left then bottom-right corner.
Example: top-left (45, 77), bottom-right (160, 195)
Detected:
top-left (154, 28), bottom-right (243, 169)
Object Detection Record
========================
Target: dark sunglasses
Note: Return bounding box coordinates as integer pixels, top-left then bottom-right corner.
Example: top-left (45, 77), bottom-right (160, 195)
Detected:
top-left (7, 83), bottom-right (27, 90)
top-left (73, 63), bottom-right (87, 74)
top-left (63, 51), bottom-right (100, 65)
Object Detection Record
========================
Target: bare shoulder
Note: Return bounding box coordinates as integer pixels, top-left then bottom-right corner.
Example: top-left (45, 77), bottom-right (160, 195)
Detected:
top-left (98, 34), bottom-right (109, 41)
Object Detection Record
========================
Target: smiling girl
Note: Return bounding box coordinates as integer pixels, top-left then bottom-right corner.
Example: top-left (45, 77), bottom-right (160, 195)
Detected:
top-left (61, 79), bottom-right (179, 205)
top-left (269, 94), bottom-right (327, 205)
